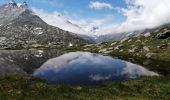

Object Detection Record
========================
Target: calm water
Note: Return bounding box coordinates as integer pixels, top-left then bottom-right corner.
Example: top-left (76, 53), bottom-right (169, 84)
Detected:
top-left (33, 52), bottom-right (158, 85)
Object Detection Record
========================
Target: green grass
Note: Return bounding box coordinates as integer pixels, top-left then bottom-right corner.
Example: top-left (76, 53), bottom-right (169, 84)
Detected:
top-left (0, 74), bottom-right (169, 100)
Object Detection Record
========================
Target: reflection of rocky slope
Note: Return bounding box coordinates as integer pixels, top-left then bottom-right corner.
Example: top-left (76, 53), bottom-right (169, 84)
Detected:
top-left (0, 3), bottom-right (91, 49)
top-left (0, 50), bottom-right (66, 74)
top-left (0, 58), bottom-right (25, 74)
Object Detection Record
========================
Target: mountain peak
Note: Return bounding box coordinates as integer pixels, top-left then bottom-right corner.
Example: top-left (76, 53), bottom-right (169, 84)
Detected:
top-left (0, 2), bottom-right (31, 25)
top-left (7, 0), bottom-right (17, 7)
top-left (89, 27), bottom-right (99, 34)
top-left (3, 0), bottom-right (28, 8)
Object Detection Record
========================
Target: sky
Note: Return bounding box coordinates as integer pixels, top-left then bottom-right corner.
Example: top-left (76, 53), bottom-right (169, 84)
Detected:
top-left (1, 0), bottom-right (170, 35)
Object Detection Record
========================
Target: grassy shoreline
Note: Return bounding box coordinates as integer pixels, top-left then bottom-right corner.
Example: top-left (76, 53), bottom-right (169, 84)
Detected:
top-left (0, 74), bottom-right (169, 100)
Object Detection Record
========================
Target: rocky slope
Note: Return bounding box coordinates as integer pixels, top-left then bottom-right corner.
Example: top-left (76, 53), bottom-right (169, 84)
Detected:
top-left (0, 3), bottom-right (92, 49)
top-left (0, 50), bottom-right (67, 74)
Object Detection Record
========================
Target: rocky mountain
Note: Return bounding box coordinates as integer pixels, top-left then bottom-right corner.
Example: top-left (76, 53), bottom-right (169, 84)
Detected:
top-left (88, 27), bottom-right (99, 34)
top-left (0, 2), bottom-right (92, 49)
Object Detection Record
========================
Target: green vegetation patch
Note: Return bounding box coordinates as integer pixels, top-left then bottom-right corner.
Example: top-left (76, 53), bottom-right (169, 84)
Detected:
top-left (0, 74), bottom-right (169, 100)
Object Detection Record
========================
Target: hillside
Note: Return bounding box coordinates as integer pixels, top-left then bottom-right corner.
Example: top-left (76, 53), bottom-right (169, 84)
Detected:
top-left (0, 3), bottom-right (92, 49)
top-left (66, 24), bottom-right (170, 75)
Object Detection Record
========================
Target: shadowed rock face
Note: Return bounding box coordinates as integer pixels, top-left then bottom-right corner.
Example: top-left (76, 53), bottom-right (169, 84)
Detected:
top-left (0, 4), bottom-right (91, 49)
top-left (33, 52), bottom-right (158, 85)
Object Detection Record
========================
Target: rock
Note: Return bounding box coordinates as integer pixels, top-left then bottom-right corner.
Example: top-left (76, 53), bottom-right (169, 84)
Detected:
top-left (143, 32), bottom-right (151, 37)
top-left (111, 42), bottom-right (117, 46)
top-left (159, 44), bottom-right (168, 49)
top-left (99, 49), bottom-right (107, 53)
top-left (128, 47), bottom-right (136, 53)
top-left (128, 39), bottom-right (132, 42)
top-left (136, 40), bottom-right (141, 43)
top-left (119, 49), bottom-right (124, 52)
top-left (146, 53), bottom-right (155, 58)
top-left (120, 38), bottom-right (128, 43)
top-left (143, 59), bottom-right (151, 66)
top-left (157, 31), bottom-right (170, 39)
top-left (114, 44), bottom-right (123, 50)
top-left (143, 46), bottom-right (150, 52)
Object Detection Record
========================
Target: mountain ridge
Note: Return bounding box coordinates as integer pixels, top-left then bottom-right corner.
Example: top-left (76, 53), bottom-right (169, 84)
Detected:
top-left (0, 3), bottom-right (94, 49)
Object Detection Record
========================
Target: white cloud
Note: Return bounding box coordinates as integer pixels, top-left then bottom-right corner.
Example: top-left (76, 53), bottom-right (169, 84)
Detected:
top-left (68, 15), bottom-right (116, 34)
top-left (89, 74), bottom-right (112, 81)
top-left (122, 62), bottom-right (159, 79)
top-left (89, 1), bottom-right (113, 10)
top-left (32, 8), bottom-right (87, 34)
top-left (32, 0), bottom-right (170, 36)
top-left (32, 8), bottom-right (116, 35)
top-left (99, 0), bottom-right (170, 34)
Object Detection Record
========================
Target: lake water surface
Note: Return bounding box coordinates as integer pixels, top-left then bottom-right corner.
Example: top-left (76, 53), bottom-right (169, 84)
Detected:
top-left (33, 52), bottom-right (158, 85)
